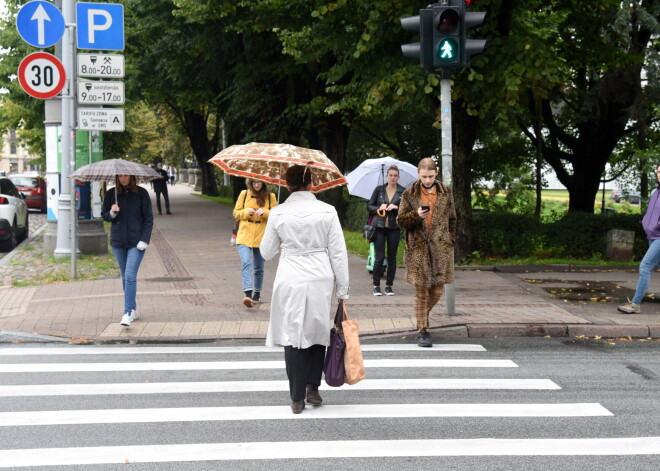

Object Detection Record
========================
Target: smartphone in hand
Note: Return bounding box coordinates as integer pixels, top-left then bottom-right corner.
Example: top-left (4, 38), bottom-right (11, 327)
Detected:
top-left (421, 205), bottom-right (430, 211)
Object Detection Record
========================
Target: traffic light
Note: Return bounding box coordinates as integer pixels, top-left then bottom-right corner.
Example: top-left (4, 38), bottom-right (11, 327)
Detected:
top-left (432, 3), bottom-right (461, 70)
top-left (462, 5), bottom-right (487, 67)
top-left (400, 9), bottom-right (434, 72)
top-left (400, 1), bottom-right (487, 73)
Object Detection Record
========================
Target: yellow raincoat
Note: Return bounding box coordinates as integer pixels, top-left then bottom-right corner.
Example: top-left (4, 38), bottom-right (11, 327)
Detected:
top-left (233, 189), bottom-right (277, 248)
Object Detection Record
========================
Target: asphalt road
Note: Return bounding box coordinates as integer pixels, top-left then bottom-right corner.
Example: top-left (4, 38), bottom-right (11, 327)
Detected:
top-left (0, 338), bottom-right (658, 470)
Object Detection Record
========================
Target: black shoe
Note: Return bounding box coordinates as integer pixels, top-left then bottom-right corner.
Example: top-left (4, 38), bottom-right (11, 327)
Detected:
top-left (243, 290), bottom-right (254, 308)
top-left (306, 385), bottom-right (322, 405)
top-left (417, 330), bottom-right (433, 348)
top-left (252, 291), bottom-right (261, 303)
top-left (373, 286), bottom-right (382, 296)
top-left (291, 400), bottom-right (305, 414)
top-left (158, 211), bottom-right (162, 215)
top-left (385, 286), bottom-right (394, 296)
top-left (166, 211), bottom-right (172, 215)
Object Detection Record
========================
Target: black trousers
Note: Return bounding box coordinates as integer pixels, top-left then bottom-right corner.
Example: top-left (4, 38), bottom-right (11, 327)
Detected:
top-left (155, 188), bottom-right (170, 213)
top-left (284, 344), bottom-right (326, 401)
top-left (373, 227), bottom-right (400, 287)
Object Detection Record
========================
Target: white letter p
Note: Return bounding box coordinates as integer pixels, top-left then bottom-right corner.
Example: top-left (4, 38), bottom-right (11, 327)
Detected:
top-left (87, 9), bottom-right (112, 44)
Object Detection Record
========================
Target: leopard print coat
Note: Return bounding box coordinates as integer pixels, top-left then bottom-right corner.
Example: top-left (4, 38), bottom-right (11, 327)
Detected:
top-left (396, 180), bottom-right (456, 288)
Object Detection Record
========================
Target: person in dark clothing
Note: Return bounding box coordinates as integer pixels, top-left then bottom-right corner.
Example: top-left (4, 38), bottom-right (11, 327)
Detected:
top-left (368, 165), bottom-right (405, 296)
top-left (153, 163), bottom-right (172, 215)
top-left (101, 174), bottom-right (153, 327)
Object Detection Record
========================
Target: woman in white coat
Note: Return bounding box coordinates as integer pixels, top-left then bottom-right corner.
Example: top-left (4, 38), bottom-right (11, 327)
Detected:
top-left (260, 164), bottom-right (350, 414)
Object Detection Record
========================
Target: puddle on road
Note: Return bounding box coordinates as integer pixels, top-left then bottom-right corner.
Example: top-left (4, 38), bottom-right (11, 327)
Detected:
top-left (522, 279), bottom-right (659, 304)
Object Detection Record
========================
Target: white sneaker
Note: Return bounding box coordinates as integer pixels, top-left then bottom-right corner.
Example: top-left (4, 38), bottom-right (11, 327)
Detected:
top-left (129, 309), bottom-right (139, 322)
top-left (120, 314), bottom-right (132, 326)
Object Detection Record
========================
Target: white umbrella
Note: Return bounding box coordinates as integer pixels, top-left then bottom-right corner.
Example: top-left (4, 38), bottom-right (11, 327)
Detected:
top-left (346, 157), bottom-right (418, 199)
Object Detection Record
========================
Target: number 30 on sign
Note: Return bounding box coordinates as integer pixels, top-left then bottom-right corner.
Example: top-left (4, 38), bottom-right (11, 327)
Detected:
top-left (18, 52), bottom-right (66, 99)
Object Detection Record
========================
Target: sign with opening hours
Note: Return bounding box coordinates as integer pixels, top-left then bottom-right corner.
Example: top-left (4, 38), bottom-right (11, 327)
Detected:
top-left (78, 53), bottom-right (125, 78)
top-left (77, 80), bottom-right (125, 105)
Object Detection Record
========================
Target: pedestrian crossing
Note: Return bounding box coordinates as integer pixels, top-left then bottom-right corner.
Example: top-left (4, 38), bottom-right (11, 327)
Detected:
top-left (0, 342), bottom-right (658, 468)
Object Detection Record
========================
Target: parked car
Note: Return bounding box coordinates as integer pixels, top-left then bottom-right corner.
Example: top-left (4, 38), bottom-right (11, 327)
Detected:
top-left (0, 177), bottom-right (29, 251)
top-left (610, 188), bottom-right (641, 204)
top-left (8, 174), bottom-right (47, 213)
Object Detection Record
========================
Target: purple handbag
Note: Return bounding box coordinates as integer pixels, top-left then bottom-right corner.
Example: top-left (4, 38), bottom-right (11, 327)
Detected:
top-left (323, 302), bottom-right (346, 387)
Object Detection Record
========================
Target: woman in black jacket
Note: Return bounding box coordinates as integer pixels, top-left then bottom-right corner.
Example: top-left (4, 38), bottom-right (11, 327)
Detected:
top-left (101, 174), bottom-right (153, 327)
top-left (367, 165), bottom-right (405, 296)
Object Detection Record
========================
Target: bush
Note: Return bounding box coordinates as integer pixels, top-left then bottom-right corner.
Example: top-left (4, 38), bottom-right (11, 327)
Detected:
top-left (344, 197), bottom-right (370, 232)
top-left (472, 212), bottom-right (540, 257)
top-left (471, 211), bottom-right (647, 261)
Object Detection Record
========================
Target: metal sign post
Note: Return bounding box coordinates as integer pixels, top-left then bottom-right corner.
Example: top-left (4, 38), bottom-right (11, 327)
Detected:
top-left (440, 74), bottom-right (455, 316)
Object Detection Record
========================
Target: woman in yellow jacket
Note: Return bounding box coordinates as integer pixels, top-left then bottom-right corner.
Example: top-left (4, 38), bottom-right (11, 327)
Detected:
top-left (233, 179), bottom-right (277, 307)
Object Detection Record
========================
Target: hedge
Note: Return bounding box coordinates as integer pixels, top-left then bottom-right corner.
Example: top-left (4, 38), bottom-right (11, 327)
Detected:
top-left (341, 196), bottom-right (647, 260)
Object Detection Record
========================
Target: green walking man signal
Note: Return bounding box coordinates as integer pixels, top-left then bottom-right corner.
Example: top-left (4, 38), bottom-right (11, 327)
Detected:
top-left (400, 0), bottom-right (487, 74)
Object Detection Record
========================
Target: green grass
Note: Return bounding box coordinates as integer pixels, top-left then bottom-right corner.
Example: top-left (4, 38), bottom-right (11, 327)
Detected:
top-left (344, 230), bottom-right (405, 266)
top-left (459, 256), bottom-right (639, 267)
top-left (193, 193), bottom-right (234, 207)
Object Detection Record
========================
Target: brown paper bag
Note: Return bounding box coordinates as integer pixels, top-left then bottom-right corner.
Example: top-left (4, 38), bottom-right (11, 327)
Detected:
top-left (341, 303), bottom-right (365, 385)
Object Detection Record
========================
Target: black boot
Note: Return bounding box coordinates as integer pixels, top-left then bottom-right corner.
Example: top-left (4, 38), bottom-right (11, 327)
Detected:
top-left (252, 291), bottom-right (261, 303)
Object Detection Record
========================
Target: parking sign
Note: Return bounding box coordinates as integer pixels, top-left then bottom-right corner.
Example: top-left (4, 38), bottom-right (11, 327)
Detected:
top-left (76, 2), bottom-right (124, 51)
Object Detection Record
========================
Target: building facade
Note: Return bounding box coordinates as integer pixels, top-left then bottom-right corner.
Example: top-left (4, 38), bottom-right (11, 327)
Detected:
top-left (0, 129), bottom-right (41, 175)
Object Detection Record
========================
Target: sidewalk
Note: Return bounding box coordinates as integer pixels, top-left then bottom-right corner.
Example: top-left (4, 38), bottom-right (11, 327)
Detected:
top-left (0, 183), bottom-right (658, 343)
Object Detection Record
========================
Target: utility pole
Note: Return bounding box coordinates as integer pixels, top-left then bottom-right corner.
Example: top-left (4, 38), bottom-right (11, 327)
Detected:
top-left (53, 0), bottom-right (77, 279)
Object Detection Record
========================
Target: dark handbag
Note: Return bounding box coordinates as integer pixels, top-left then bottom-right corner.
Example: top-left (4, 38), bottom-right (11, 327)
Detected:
top-left (323, 301), bottom-right (346, 387)
top-left (363, 214), bottom-right (376, 242)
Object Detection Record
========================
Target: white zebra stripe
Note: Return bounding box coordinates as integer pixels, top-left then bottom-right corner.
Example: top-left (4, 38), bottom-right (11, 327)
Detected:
top-left (0, 378), bottom-right (560, 397)
top-left (0, 358), bottom-right (517, 373)
top-left (2, 437), bottom-right (657, 467)
top-left (0, 344), bottom-right (486, 355)
top-left (0, 403), bottom-right (611, 427)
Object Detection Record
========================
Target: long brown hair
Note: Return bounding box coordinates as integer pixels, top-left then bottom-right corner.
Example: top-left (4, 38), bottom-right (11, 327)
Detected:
top-left (115, 175), bottom-right (139, 194)
top-left (247, 179), bottom-right (269, 207)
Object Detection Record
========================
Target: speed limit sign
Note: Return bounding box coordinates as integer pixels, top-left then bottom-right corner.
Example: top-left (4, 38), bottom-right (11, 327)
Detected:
top-left (17, 52), bottom-right (66, 99)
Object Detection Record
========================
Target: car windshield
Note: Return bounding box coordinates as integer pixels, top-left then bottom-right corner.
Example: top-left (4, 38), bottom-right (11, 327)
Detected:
top-left (10, 177), bottom-right (38, 187)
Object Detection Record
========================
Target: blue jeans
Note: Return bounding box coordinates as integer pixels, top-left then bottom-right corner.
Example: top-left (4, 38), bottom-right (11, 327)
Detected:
top-left (632, 239), bottom-right (660, 304)
top-left (112, 247), bottom-right (146, 314)
top-left (237, 244), bottom-right (264, 292)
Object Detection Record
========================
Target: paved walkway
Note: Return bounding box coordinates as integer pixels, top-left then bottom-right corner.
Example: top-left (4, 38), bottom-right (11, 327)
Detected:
top-left (1, 184), bottom-right (658, 343)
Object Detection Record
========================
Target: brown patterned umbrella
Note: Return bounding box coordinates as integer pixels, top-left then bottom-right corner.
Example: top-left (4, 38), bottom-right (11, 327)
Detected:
top-left (208, 142), bottom-right (346, 193)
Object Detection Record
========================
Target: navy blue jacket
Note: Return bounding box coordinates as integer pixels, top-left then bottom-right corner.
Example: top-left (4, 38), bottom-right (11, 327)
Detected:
top-left (101, 186), bottom-right (153, 248)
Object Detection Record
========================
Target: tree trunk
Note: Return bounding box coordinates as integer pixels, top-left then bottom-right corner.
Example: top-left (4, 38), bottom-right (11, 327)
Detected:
top-left (308, 113), bottom-right (350, 218)
top-left (183, 110), bottom-right (219, 196)
top-left (452, 101), bottom-right (479, 261)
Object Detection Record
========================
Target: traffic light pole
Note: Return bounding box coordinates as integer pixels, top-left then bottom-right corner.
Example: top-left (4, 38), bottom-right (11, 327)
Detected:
top-left (52, 0), bottom-right (77, 278)
top-left (440, 73), bottom-right (455, 316)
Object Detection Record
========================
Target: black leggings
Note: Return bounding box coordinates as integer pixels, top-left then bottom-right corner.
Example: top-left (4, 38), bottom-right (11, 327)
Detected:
top-left (373, 227), bottom-right (400, 287)
top-left (284, 344), bottom-right (326, 401)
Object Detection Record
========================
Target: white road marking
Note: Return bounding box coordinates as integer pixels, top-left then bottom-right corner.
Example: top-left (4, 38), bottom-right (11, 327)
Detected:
top-left (0, 358), bottom-right (517, 373)
top-left (0, 344), bottom-right (486, 355)
top-left (0, 378), bottom-right (560, 397)
top-left (2, 437), bottom-right (658, 467)
top-left (0, 403), bottom-right (611, 426)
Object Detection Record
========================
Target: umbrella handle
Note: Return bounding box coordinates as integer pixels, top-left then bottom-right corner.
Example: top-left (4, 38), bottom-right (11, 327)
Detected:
top-left (377, 209), bottom-right (386, 217)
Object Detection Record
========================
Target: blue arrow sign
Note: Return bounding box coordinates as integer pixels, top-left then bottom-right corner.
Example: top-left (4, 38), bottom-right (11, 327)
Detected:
top-left (16, 1), bottom-right (65, 48)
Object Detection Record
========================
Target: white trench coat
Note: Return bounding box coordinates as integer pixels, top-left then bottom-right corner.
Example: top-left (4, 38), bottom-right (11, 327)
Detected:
top-left (260, 191), bottom-right (349, 349)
